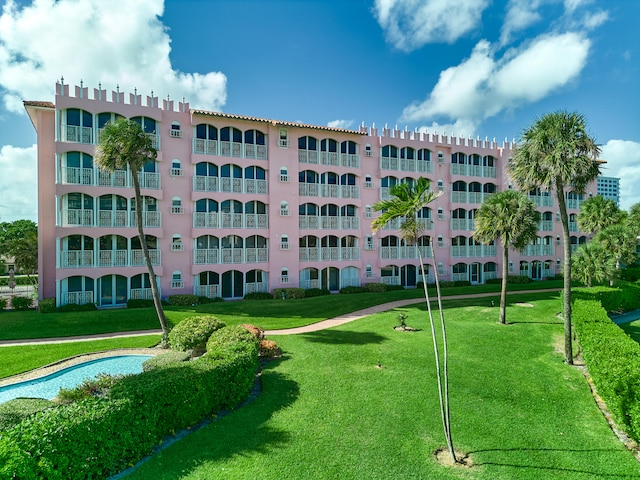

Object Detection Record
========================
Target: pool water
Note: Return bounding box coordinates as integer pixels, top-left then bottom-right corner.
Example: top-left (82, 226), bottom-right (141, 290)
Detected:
top-left (0, 355), bottom-right (153, 404)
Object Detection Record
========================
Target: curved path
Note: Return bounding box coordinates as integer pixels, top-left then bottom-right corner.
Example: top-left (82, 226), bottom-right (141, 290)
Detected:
top-left (0, 288), bottom-right (561, 347)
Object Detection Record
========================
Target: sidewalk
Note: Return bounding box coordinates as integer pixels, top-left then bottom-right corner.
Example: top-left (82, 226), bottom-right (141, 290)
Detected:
top-left (0, 288), bottom-right (561, 346)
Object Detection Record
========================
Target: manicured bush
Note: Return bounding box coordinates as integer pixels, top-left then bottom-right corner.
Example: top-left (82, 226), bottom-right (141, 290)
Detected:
top-left (574, 284), bottom-right (640, 313)
top-left (142, 351), bottom-right (190, 371)
top-left (272, 288), bottom-right (305, 299)
top-left (38, 298), bottom-right (56, 313)
top-left (439, 281), bottom-right (456, 288)
top-left (506, 275), bottom-right (533, 284)
top-left (0, 298), bottom-right (6, 311)
top-left (168, 315), bottom-right (226, 352)
top-left (206, 325), bottom-right (259, 360)
top-left (259, 339), bottom-right (281, 358)
top-left (385, 284), bottom-right (405, 291)
top-left (0, 275), bottom-right (36, 287)
top-left (243, 291), bottom-right (274, 300)
top-left (0, 398), bottom-right (54, 430)
top-left (305, 288), bottom-right (330, 297)
top-left (10, 296), bottom-right (32, 311)
top-left (415, 281), bottom-right (435, 289)
top-left (57, 373), bottom-right (124, 404)
top-left (453, 280), bottom-right (472, 287)
top-left (168, 294), bottom-right (199, 306)
top-left (56, 302), bottom-right (97, 313)
top-left (365, 283), bottom-right (387, 293)
top-left (621, 266), bottom-right (640, 282)
top-left (127, 298), bottom-right (155, 309)
top-left (198, 295), bottom-right (224, 304)
top-left (339, 286), bottom-right (368, 294)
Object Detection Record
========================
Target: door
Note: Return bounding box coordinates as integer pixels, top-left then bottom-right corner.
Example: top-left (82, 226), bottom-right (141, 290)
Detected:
top-left (470, 262), bottom-right (481, 285)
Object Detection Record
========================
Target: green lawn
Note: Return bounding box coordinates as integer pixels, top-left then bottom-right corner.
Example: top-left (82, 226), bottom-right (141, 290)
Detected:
top-left (0, 281), bottom-right (562, 341)
top-left (125, 291), bottom-right (640, 479)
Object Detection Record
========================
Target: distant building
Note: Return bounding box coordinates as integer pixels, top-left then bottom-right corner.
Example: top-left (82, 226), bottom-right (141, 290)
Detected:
top-left (24, 81), bottom-right (597, 307)
top-left (597, 176), bottom-right (620, 206)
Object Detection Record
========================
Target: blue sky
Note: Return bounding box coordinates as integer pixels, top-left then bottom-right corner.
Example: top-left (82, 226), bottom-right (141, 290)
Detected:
top-left (0, 0), bottom-right (639, 222)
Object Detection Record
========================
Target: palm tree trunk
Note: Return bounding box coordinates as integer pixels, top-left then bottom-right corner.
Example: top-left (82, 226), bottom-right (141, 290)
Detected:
top-left (500, 246), bottom-right (509, 324)
top-left (426, 243), bottom-right (456, 463)
top-left (132, 173), bottom-right (169, 336)
top-left (557, 184), bottom-right (573, 364)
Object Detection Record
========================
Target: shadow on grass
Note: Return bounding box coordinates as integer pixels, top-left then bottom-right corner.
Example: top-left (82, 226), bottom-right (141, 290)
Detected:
top-left (469, 447), bottom-right (637, 478)
top-left (122, 361), bottom-right (300, 480)
top-left (619, 323), bottom-right (640, 343)
top-left (299, 330), bottom-right (388, 345)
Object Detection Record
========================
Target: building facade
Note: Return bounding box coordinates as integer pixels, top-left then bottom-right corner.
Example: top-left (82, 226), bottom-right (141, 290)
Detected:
top-left (597, 176), bottom-right (620, 206)
top-left (25, 82), bottom-right (594, 307)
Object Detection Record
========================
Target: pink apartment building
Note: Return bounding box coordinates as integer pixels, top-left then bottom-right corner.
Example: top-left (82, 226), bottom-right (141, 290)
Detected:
top-left (24, 82), bottom-right (592, 307)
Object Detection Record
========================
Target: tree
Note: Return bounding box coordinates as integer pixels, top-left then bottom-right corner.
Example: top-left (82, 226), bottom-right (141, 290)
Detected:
top-left (4, 230), bottom-right (38, 286)
top-left (627, 202), bottom-right (640, 237)
top-left (571, 241), bottom-right (615, 287)
top-left (597, 224), bottom-right (637, 283)
top-left (577, 195), bottom-right (622, 234)
top-left (474, 190), bottom-right (540, 324)
top-left (508, 111), bottom-right (601, 365)
top-left (95, 118), bottom-right (169, 337)
top-left (371, 178), bottom-right (458, 463)
top-left (0, 220), bottom-right (37, 254)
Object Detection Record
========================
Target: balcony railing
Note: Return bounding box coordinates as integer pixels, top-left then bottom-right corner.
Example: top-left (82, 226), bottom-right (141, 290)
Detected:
top-left (61, 125), bottom-right (93, 144)
top-left (567, 199), bottom-right (584, 210)
top-left (193, 247), bottom-right (268, 264)
top-left (193, 212), bottom-right (268, 229)
top-left (192, 176), bottom-right (268, 194)
top-left (528, 195), bottom-right (554, 207)
top-left (300, 279), bottom-right (321, 289)
top-left (450, 245), bottom-right (497, 257)
top-left (192, 139), bottom-right (267, 160)
top-left (60, 210), bottom-right (161, 228)
top-left (60, 167), bottom-right (160, 190)
top-left (130, 288), bottom-right (153, 300)
top-left (450, 191), bottom-right (493, 204)
top-left (449, 164), bottom-right (497, 178)
top-left (539, 220), bottom-right (554, 231)
top-left (299, 247), bottom-right (360, 262)
top-left (381, 157), bottom-right (434, 173)
top-left (60, 250), bottom-right (94, 268)
top-left (380, 245), bottom-right (432, 259)
top-left (450, 218), bottom-right (475, 230)
top-left (298, 216), bottom-right (359, 230)
top-left (380, 218), bottom-right (432, 230)
top-left (62, 291), bottom-right (94, 306)
top-left (195, 285), bottom-right (220, 299)
top-left (298, 184), bottom-right (360, 199)
top-left (245, 282), bottom-right (268, 294)
top-left (522, 244), bottom-right (555, 256)
top-left (381, 276), bottom-right (401, 286)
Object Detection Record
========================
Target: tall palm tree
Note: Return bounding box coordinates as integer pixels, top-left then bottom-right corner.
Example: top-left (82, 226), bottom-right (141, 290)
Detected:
top-left (508, 111), bottom-right (601, 365)
top-left (627, 202), bottom-right (640, 237)
top-left (95, 118), bottom-right (169, 336)
top-left (577, 195), bottom-right (622, 234)
top-left (572, 241), bottom-right (615, 287)
top-left (474, 190), bottom-right (540, 324)
top-left (371, 178), bottom-right (458, 463)
top-left (597, 224), bottom-right (637, 283)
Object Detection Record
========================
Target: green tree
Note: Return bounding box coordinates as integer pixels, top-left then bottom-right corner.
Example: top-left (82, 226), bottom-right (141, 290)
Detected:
top-left (627, 202), bottom-right (640, 237)
top-left (0, 220), bottom-right (37, 253)
top-left (474, 190), bottom-right (540, 324)
top-left (571, 241), bottom-right (615, 287)
top-left (95, 118), bottom-right (169, 337)
top-left (597, 224), bottom-right (637, 283)
top-left (372, 178), bottom-right (459, 463)
top-left (4, 230), bottom-right (38, 286)
top-left (508, 111), bottom-right (601, 364)
top-left (577, 195), bottom-right (622, 234)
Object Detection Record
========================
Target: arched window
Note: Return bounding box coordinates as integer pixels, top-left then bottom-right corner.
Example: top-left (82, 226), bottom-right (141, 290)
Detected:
top-left (364, 144), bottom-right (372, 157)
top-left (280, 234), bottom-right (289, 250)
top-left (437, 235), bottom-right (445, 248)
top-left (365, 264), bottom-right (373, 278)
top-left (171, 197), bottom-right (183, 215)
top-left (171, 159), bottom-right (182, 176)
top-left (365, 174), bottom-right (373, 187)
top-left (171, 271), bottom-right (183, 289)
top-left (437, 179), bottom-right (444, 192)
top-left (172, 234), bottom-right (183, 251)
top-left (64, 108), bottom-right (93, 143)
top-left (280, 268), bottom-right (290, 284)
top-left (280, 167), bottom-right (289, 182)
top-left (280, 201), bottom-right (290, 216)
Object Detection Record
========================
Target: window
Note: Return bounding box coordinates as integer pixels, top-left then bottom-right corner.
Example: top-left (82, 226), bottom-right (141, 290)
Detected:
top-left (279, 128), bottom-right (289, 147)
top-left (437, 262), bottom-right (445, 275)
top-left (170, 121), bottom-right (182, 138)
top-left (280, 268), bottom-right (290, 283)
top-left (365, 235), bottom-right (375, 250)
top-left (437, 235), bottom-right (445, 248)
top-left (365, 175), bottom-right (373, 188)
top-left (365, 265), bottom-right (373, 278)
top-left (280, 235), bottom-right (290, 250)
top-left (171, 197), bottom-right (183, 214)
top-left (171, 271), bottom-right (183, 289)
top-left (172, 234), bottom-right (183, 251)
top-left (508, 260), bottom-right (514, 273)
top-left (438, 208), bottom-right (445, 220)
top-left (437, 151), bottom-right (444, 163)
top-left (171, 159), bottom-right (182, 176)
top-left (365, 205), bottom-right (373, 219)
top-left (437, 179), bottom-right (444, 192)
top-left (365, 144), bottom-right (372, 157)
top-left (280, 201), bottom-right (290, 216)
top-left (280, 167), bottom-right (289, 182)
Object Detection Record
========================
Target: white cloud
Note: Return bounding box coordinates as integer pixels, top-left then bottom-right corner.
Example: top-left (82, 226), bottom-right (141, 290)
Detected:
top-left (373, 0), bottom-right (490, 51)
top-left (327, 119), bottom-right (355, 129)
top-left (580, 10), bottom-right (608, 30)
top-left (0, 0), bottom-right (227, 113)
top-left (416, 118), bottom-right (479, 139)
top-left (400, 32), bottom-right (590, 124)
top-left (600, 140), bottom-right (640, 211)
top-left (0, 144), bottom-right (37, 221)
top-left (500, 0), bottom-right (544, 46)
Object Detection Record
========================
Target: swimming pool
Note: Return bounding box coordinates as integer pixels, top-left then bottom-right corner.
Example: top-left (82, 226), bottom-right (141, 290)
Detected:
top-left (0, 355), bottom-right (153, 404)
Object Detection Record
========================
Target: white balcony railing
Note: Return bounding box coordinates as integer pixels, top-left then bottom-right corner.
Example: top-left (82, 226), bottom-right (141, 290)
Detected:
top-left (193, 212), bottom-right (268, 229)
top-left (62, 291), bottom-right (94, 306)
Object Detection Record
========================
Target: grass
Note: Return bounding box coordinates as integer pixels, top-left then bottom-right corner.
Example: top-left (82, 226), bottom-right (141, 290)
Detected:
top-left (0, 335), bottom-right (160, 379)
top-left (124, 290), bottom-right (640, 479)
top-left (0, 280), bottom-right (563, 341)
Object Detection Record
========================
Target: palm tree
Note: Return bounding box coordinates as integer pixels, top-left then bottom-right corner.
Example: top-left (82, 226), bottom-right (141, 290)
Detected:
top-left (371, 178), bottom-right (458, 463)
top-left (95, 118), bottom-right (169, 337)
top-left (572, 241), bottom-right (615, 287)
top-left (627, 202), bottom-right (640, 237)
top-left (508, 111), bottom-right (601, 365)
top-left (474, 190), bottom-right (540, 324)
top-left (597, 224), bottom-right (637, 284)
top-left (577, 195), bottom-right (622, 234)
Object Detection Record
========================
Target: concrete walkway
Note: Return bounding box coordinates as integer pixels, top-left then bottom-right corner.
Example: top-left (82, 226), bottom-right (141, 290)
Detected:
top-left (0, 288), bottom-right (562, 346)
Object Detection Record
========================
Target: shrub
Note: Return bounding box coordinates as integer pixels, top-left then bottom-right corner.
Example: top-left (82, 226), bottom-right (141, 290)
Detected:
top-left (38, 298), bottom-right (57, 313)
top-left (365, 283), bottom-right (387, 293)
top-left (305, 288), bottom-right (330, 297)
top-left (10, 296), bottom-right (32, 311)
top-left (415, 281), bottom-right (435, 289)
top-left (272, 288), bottom-right (305, 299)
top-left (0, 275), bottom-right (36, 287)
top-left (198, 295), bottom-right (224, 304)
top-left (57, 373), bottom-right (124, 404)
top-left (439, 281), bottom-right (456, 288)
top-left (240, 324), bottom-right (265, 340)
top-left (621, 266), bottom-right (640, 282)
top-left (259, 339), bottom-right (281, 358)
top-left (243, 291), bottom-right (273, 301)
top-left (453, 280), bottom-right (471, 287)
top-left (0, 398), bottom-right (54, 430)
top-left (506, 275), bottom-right (532, 284)
top-left (169, 315), bottom-right (226, 352)
top-left (168, 294), bottom-right (199, 306)
top-left (0, 298), bottom-right (6, 311)
top-left (385, 284), bottom-right (405, 291)
top-left (56, 302), bottom-right (97, 313)
top-left (142, 351), bottom-right (190, 372)
top-left (127, 298), bottom-right (155, 309)
top-left (340, 286), bottom-right (368, 294)
top-left (206, 325), bottom-right (259, 361)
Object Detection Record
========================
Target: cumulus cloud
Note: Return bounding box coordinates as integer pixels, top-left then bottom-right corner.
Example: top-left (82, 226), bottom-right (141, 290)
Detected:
top-left (0, 0), bottom-right (227, 113)
top-left (373, 0), bottom-right (490, 51)
top-left (600, 140), bottom-right (640, 211)
top-left (0, 144), bottom-right (37, 221)
top-left (416, 118), bottom-right (479, 139)
top-left (400, 32), bottom-right (590, 124)
top-left (327, 119), bottom-right (355, 129)
top-left (500, 0), bottom-right (544, 46)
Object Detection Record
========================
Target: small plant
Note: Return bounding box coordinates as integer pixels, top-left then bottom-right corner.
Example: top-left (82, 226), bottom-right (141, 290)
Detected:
top-left (259, 339), bottom-right (281, 358)
top-left (168, 294), bottom-right (200, 306)
top-left (10, 296), bottom-right (32, 311)
top-left (304, 288), bottom-right (330, 297)
top-left (168, 315), bottom-right (226, 352)
top-left (57, 374), bottom-right (123, 403)
top-left (273, 288), bottom-right (305, 299)
top-left (365, 283), bottom-right (387, 293)
top-left (0, 298), bottom-right (6, 311)
top-left (243, 291), bottom-right (273, 301)
top-left (339, 286), bottom-right (368, 294)
top-left (198, 295), bottom-right (224, 304)
top-left (38, 298), bottom-right (57, 313)
top-left (397, 312), bottom-right (408, 328)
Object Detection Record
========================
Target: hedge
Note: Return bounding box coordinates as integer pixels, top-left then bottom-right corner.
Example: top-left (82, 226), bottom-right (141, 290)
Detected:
top-left (573, 285), bottom-right (640, 443)
top-left (243, 291), bottom-right (274, 301)
top-left (142, 351), bottom-right (190, 371)
top-left (0, 276), bottom-right (36, 287)
top-left (38, 298), bottom-right (56, 313)
top-left (168, 315), bottom-right (226, 352)
top-left (272, 287), bottom-right (305, 299)
top-left (0, 398), bottom-right (54, 431)
top-left (167, 294), bottom-right (199, 306)
top-left (339, 286), bottom-right (368, 294)
top-left (0, 326), bottom-right (259, 479)
top-left (573, 283), bottom-right (640, 313)
top-left (10, 296), bottom-right (32, 311)
top-left (304, 288), bottom-right (330, 297)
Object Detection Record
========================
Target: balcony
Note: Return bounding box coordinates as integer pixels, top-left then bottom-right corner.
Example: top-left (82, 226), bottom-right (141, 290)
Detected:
top-left (192, 176), bottom-right (267, 194)
top-left (62, 291), bottom-right (94, 306)
top-left (195, 285), bottom-right (219, 298)
top-left (130, 288), bottom-right (153, 300)
top-left (522, 244), bottom-right (555, 256)
top-left (299, 247), bottom-right (360, 262)
top-left (60, 210), bottom-right (161, 228)
top-left (450, 191), bottom-right (492, 204)
top-left (380, 246), bottom-right (432, 259)
top-left (566, 198), bottom-right (584, 210)
top-left (193, 212), bottom-right (268, 229)
top-left (450, 245), bottom-right (497, 257)
top-left (528, 195), bottom-right (554, 207)
top-left (61, 125), bottom-right (93, 144)
top-left (245, 282), bottom-right (268, 294)
top-left (380, 218), bottom-right (432, 231)
top-left (450, 218), bottom-right (475, 230)
top-left (299, 184), bottom-right (360, 199)
top-left (193, 247), bottom-right (267, 264)
top-left (60, 250), bottom-right (94, 268)
top-left (60, 167), bottom-right (160, 190)
top-left (539, 220), bottom-right (554, 231)
top-left (298, 216), bottom-right (359, 230)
